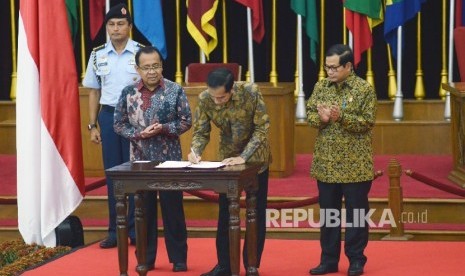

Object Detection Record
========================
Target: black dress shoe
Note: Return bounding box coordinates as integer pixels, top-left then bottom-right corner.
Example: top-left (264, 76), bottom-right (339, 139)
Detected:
top-left (347, 262), bottom-right (364, 276)
top-left (99, 237), bottom-right (117, 249)
top-left (172, 262), bottom-right (187, 272)
top-left (200, 264), bottom-right (231, 276)
top-left (309, 263), bottom-right (338, 275)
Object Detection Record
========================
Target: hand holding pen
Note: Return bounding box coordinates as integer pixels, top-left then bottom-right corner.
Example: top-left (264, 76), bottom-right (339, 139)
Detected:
top-left (188, 147), bottom-right (201, 164)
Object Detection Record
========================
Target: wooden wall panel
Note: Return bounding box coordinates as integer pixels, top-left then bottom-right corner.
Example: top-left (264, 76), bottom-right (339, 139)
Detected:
top-left (295, 121), bottom-right (451, 155)
top-left (1, 91), bottom-right (452, 176)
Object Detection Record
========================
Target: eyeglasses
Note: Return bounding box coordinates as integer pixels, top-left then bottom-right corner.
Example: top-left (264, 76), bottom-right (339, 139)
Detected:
top-left (138, 65), bottom-right (163, 73)
top-left (323, 64), bottom-right (343, 72)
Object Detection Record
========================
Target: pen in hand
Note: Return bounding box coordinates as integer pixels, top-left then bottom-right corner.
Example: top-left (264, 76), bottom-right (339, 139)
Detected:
top-left (190, 147), bottom-right (200, 164)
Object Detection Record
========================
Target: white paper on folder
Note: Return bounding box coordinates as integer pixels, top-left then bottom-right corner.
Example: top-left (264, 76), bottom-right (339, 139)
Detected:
top-left (155, 161), bottom-right (225, 169)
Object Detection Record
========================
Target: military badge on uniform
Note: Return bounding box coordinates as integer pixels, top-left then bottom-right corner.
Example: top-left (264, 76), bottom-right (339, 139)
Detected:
top-left (96, 56), bottom-right (110, 75)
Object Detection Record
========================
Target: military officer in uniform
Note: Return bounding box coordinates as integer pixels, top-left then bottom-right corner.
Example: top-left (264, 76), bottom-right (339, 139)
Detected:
top-left (82, 3), bottom-right (142, 249)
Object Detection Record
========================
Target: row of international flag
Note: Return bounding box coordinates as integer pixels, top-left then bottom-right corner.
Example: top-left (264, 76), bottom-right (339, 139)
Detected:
top-left (293, 0), bottom-right (464, 66)
top-left (85, 0), bottom-right (263, 60)
top-left (81, 0), bottom-right (465, 66)
top-left (15, 0), bottom-right (465, 247)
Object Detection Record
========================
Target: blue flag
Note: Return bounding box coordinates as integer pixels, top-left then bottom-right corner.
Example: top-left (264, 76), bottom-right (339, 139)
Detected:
top-left (384, 0), bottom-right (426, 59)
top-left (133, 0), bottom-right (167, 59)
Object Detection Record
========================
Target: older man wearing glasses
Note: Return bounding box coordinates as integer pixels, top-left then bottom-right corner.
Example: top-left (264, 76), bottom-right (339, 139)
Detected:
top-left (306, 44), bottom-right (377, 276)
top-left (114, 46), bottom-right (191, 273)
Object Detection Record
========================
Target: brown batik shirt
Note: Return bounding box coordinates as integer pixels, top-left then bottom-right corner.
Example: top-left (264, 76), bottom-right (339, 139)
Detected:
top-left (306, 72), bottom-right (377, 183)
top-left (191, 82), bottom-right (272, 173)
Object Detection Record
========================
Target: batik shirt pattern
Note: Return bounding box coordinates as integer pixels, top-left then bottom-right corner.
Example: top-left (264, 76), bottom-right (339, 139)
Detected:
top-left (306, 73), bottom-right (377, 183)
top-left (114, 79), bottom-right (192, 161)
top-left (191, 82), bottom-right (271, 172)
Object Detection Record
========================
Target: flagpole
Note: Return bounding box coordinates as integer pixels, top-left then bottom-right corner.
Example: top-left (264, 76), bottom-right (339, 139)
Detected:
top-left (128, 0), bottom-right (133, 38)
top-left (387, 44), bottom-right (397, 100)
top-left (246, 8), bottom-right (254, 83)
top-left (366, 48), bottom-right (375, 87)
top-left (448, 0), bottom-right (455, 82)
top-left (9, 0), bottom-right (17, 101)
top-left (348, 32), bottom-right (353, 50)
top-left (393, 27), bottom-right (404, 121)
top-left (269, 0), bottom-right (277, 85)
top-left (175, 0), bottom-right (183, 84)
top-left (79, 0), bottom-right (87, 81)
top-left (318, 0), bottom-right (325, 81)
top-left (200, 52), bottom-right (206, 63)
top-left (294, 21), bottom-right (299, 100)
top-left (439, 0), bottom-right (448, 100)
top-left (445, 0), bottom-right (455, 121)
top-left (295, 15), bottom-right (306, 122)
top-left (106, 0), bottom-right (110, 42)
top-left (222, 0), bottom-right (228, 63)
top-left (414, 12), bottom-right (425, 100)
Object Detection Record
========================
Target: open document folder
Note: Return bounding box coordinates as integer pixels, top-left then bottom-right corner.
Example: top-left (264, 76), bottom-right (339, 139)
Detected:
top-left (155, 160), bottom-right (225, 169)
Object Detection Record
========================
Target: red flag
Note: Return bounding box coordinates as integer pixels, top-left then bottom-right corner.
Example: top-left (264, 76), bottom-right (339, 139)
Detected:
top-left (457, 0), bottom-right (465, 27)
top-left (89, 0), bottom-right (105, 40)
top-left (345, 8), bottom-right (372, 67)
top-left (235, 0), bottom-right (265, 43)
top-left (17, 0), bottom-right (85, 246)
top-left (186, 0), bottom-right (218, 59)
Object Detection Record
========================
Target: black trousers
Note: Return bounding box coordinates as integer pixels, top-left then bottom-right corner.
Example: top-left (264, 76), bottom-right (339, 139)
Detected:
top-left (142, 191), bottom-right (188, 266)
top-left (216, 169), bottom-right (269, 269)
top-left (317, 180), bottom-right (372, 266)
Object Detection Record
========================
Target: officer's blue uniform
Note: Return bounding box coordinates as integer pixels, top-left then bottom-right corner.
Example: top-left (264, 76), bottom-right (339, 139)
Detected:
top-left (83, 39), bottom-right (143, 242)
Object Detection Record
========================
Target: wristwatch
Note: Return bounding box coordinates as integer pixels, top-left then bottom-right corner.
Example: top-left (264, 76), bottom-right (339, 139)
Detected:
top-left (87, 123), bottom-right (97, 130)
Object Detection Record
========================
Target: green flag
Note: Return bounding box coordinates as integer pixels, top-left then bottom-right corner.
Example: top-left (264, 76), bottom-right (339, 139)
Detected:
top-left (344, 0), bottom-right (382, 20)
top-left (290, 0), bottom-right (319, 63)
top-left (65, 0), bottom-right (79, 46)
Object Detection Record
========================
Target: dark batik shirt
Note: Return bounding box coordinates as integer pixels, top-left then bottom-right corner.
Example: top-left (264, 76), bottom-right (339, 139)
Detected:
top-left (114, 78), bottom-right (192, 161)
top-left (306, 73), bottom-right (377, 183)
top-left (191, 82), bottom-right (271, 172)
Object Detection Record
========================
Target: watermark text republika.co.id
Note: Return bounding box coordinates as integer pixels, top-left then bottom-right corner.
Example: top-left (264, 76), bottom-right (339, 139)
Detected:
top-left (266, 208), bottom-right (428, 228)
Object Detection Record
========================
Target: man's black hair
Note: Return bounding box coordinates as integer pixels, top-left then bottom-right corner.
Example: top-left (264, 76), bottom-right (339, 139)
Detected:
top-left (326, 44), bottom-right (354, 66)
top-left (135, 46), bottom-right (164, 66)
top-left (206, 68), bottom-right (234, 93)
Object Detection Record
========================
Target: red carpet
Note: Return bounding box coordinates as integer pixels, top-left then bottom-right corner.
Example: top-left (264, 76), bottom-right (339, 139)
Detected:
top-left (22, 238), bottom-right (465, 276)
top-left (269, 154), bottom-right (462, 199)
top-left (1, 154), bottom-right (463, 199)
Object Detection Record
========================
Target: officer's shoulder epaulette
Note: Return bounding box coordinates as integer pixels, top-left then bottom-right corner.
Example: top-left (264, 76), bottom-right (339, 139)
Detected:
top-left (135, 42), bottom-right (145, 48)
top-left (92, 44), bottom-right (106, 52)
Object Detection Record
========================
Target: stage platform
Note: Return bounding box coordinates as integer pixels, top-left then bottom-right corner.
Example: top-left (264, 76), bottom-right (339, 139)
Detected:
top-left (2, 154), bottom-right (465, 243)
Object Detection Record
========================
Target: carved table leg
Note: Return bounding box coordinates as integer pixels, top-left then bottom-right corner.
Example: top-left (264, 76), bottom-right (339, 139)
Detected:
top-left (135, 191), bottom-right (148, 276)
top-left (228, 188), bottom-right (241, 276)
top-left (245, 189), bottom-right (258, 276)
top-left (115, 184), bottom-right (128, 276)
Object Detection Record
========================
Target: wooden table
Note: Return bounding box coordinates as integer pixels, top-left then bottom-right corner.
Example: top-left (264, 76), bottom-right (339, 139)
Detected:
top-left (106, 161), bottom-right (263, 276)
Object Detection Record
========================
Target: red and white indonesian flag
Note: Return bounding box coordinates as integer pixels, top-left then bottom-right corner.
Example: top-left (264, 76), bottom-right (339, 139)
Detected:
top-left (17, 0), bottom-right (85, 246)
